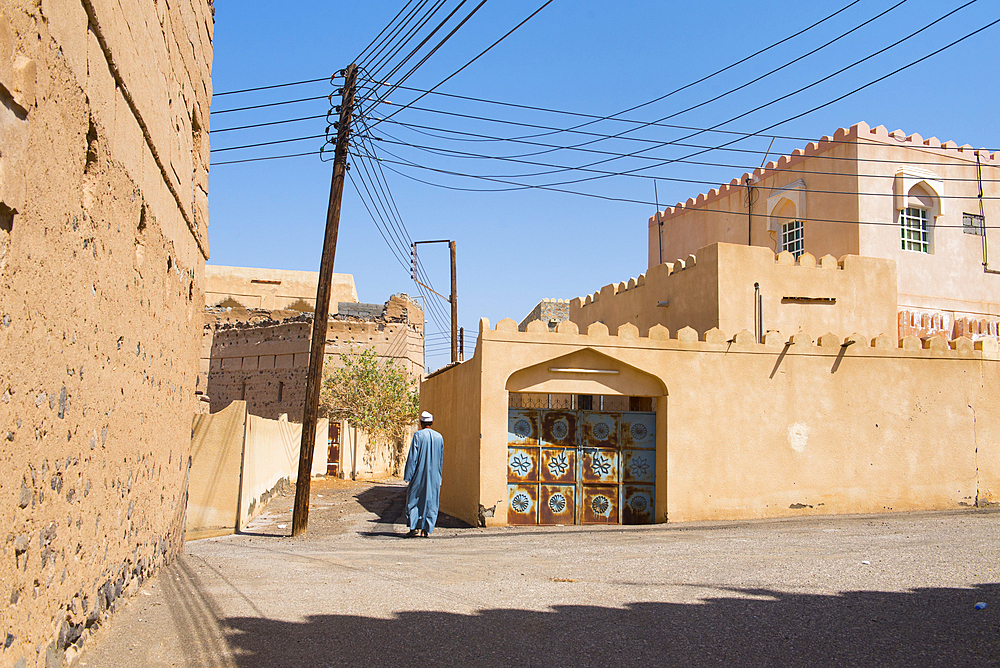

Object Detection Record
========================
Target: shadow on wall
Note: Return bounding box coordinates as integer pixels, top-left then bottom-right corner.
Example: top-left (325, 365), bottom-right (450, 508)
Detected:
top-left (218, 584), bottom-right (1000, 667)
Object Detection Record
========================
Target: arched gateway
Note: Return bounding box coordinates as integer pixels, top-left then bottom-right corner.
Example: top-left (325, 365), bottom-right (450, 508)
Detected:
top-left (503, 348), bottom-right (666, 525)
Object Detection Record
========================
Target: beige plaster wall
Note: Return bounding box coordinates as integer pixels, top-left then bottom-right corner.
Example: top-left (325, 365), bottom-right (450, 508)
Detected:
top-left (204, 264), bottom-right (358, 311)
top-left (187, 402), bottom-right (327, 540)
top-left (419, 348), bottom-right (483, 527)
top-left (188, 401), bottom-right (245, 541)
top-left (422, 319), bottom-right (999, 527)
top-left (0, 1), bottom-right (212, 665)
top-left (572, 243), bottom-right (897, 342)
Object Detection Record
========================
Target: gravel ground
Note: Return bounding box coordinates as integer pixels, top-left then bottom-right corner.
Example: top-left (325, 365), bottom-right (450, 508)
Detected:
top-left (77, 477), bottom-right (1000, 667)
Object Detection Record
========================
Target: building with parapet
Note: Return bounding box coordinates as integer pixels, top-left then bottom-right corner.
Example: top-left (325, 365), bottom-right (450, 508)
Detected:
top-left (419, 122), bottom-right (1000, 530)
top-left (647, 121), bottom-right (1000, 341)
top-left (0, 1), bottom-right (213, 665)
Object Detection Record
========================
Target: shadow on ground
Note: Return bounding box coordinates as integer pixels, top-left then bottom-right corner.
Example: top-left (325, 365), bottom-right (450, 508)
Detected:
top-left (215, 583), bottom-right (999, 667)
top-left (354, 484), bottom-right (472, 532)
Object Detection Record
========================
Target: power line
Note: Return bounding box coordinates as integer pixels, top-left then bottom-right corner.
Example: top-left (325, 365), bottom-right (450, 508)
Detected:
top-left (211, 95), bottom-right (330, 116)
top-left (214, 77), bottom-right (330, 98)
top-left (366, 0), bottom-right (555, 130)
top-left (211, 114), bottom-right (327, 134)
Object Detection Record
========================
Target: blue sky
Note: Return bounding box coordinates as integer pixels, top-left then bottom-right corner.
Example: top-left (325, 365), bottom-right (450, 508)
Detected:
top-left (208, 1), bottom-right (1000, 370)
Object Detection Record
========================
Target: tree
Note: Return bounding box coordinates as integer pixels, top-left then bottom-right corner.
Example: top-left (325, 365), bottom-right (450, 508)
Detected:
top-left (319, 347), bottom-right (419, 448)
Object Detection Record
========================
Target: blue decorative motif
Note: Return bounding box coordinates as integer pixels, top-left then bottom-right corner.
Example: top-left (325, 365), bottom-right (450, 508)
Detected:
top-left (511, 492), bottom-right (531, 513)
top-left (510, 452), bottom-right (533, 477)
top-left (592, 421), bottom-right (611, 441)
top-left (513, 418), bottom-right (532, 439)
top-left (629, 495), bottom-right (649, 512)
top-left (630, 423), bottom-right (648, 441)
top-left (548, 493), bottom-right (567, 513)
top-left (592, 495), bottom-right (610, 515)
top-left (629, 456), bottom-right (650, 478)
top-left (551, 419), bottom-right (569, 440)
top-left (547, 452), bottom-right (570, 477)
top-left (591, 452), bottom-right (612, 477)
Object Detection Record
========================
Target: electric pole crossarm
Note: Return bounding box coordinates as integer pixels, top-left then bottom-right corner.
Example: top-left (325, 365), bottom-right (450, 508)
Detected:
top-left (292, 63), bottom-right (357, 537)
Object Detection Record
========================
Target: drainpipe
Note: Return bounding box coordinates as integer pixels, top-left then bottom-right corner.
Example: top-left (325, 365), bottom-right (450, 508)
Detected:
top-left (754, 282), bottom-right (763, 343)
top-left (977, 152), bottom-right (1000, 274)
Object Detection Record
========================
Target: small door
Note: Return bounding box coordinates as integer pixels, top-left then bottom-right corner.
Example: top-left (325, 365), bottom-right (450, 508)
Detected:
top-left (327, 422), bottom-right (341, 477)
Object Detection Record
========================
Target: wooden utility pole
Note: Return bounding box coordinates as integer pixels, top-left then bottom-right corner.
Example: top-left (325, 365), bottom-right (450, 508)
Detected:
top-left (450, 240), bottom-right (458, 364)
top-left (412, 239), bottom-right (459, 364)
top-left (292, 63), bottom-right (357, 537)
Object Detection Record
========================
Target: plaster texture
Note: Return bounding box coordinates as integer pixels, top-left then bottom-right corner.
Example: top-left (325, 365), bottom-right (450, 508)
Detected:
top-left (0, 1), bottom-right (212, 665)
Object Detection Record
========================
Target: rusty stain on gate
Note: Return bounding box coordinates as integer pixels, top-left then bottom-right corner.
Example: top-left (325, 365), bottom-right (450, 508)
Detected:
top-left (507, 400), bottom-right (656, 526)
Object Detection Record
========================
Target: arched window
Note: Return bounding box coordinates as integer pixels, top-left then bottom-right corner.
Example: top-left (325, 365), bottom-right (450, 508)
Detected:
top-left (894, 169), bottom-right (943, 254)
top-left (767, 179), bottom-right (806, 257)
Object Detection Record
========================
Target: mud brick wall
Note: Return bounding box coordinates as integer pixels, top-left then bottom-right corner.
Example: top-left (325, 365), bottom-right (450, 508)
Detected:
top-left (0, 1), bottom-right (213, 666)
top-left (206, 316), bottom-right (424, 421)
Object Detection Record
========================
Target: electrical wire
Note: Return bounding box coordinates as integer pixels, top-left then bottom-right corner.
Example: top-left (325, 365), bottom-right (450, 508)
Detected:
top-left (214, 77), bottom-right (331, 98)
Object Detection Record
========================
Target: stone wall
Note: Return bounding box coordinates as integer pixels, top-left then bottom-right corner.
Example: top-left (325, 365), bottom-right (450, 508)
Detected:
top-left (204, 264), bottom-right (358, 312)
top-left (0, 1), bottom-right (212, 666)
top-left (518, 299), bottom-right (570, 332)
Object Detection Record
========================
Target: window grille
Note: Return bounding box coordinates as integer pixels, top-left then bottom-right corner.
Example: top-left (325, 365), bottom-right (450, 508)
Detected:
top-left (780, 220), bottom-right (804, 258)
top-left (963, 212), bottom-right (985, 236)
top-left (900, 207), bottom-right (930, 253)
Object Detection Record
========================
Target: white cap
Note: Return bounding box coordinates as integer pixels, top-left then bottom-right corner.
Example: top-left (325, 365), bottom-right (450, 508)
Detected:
top-left (420, 411), bottom-right (433, 422)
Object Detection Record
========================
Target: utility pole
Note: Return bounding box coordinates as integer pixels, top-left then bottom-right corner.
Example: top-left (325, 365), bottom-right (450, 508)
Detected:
top-left (292, 63), bottom-right (357, 537)
top-left (412, 239), bottom-right (459, 364)
top-left (459, 327), bottom-right (464, 362)
top-left (450, 240), bottom-right (458, 364)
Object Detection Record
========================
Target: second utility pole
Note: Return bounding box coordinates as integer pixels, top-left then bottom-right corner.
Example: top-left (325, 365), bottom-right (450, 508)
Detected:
top-left (450, 240), bottom-right (457, 364)
top-left (291, 63), bottom-right (357, 537)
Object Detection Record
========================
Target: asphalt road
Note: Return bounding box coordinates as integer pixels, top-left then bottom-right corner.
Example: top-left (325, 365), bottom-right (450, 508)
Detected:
top-left (77, 478), bottom-right (1000, 667)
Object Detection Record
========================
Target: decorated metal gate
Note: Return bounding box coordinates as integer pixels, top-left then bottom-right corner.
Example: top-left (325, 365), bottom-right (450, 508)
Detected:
top-left (506, 405), bottom-right (656, 525)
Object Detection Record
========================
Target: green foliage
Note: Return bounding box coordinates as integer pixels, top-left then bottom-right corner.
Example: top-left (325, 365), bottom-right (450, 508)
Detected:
top-left (319, 347), bottom-right (419, 446)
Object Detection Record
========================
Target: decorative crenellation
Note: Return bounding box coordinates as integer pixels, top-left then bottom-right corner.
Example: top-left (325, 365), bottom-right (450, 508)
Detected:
top-left (648, 121), bottom-right (1000, 226)
top-left (573, 246), bottom-right (842, 310)
top-left (482, 316), bottom-right (999, 357)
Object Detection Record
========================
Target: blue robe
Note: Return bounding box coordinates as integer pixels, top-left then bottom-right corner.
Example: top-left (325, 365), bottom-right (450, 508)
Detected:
top-left (403, 427), bottom-right (444, 533)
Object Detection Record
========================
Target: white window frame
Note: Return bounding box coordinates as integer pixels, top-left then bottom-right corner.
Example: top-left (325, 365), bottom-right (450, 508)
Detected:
top-left (780, 220), bottom-right (805, 258)
top-left (900, 207), bottom-right (930, 253)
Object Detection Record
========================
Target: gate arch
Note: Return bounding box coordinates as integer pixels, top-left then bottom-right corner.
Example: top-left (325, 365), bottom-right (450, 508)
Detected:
top-left (503, 349), bottom-right (666, 526)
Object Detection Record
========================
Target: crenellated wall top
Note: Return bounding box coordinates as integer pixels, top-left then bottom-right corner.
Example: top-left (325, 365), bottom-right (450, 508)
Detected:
top-left (478, 316), bottom-right (999, 360)
top-left (648, 121), bottom-right (1000, 227)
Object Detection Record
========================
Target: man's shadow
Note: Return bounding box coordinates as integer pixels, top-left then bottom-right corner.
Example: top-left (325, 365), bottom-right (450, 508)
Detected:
top-left (354, 485), bottom-right (471, 537)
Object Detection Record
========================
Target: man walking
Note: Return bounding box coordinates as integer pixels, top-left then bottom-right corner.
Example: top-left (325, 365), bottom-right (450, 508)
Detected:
top-left (403, 411), bottom-right (444, 537)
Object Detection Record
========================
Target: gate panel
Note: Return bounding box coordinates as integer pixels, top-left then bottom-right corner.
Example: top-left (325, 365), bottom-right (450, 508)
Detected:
top-left (507, 447), bottom-right (539, 483)
top-left (539, 484), bottom-right (575, 525)
top-left (620, 412), bottom-right (656, 450)
top-left (539, 447), bottom-right (575, 484)
top-left (622, 484), bottom-right (655, 524)
top-left (540, 410), bottom-right (577, 447)
top-left (581, 448), bottom-right (619, 485)
top-left (507, 484), bottom-right (538, 524)
top-left (508, 409), bottom-right (539, 445)
top-left (582, 412), bottom-right (619, 449)
top-left (622, 450), bottom-right (655, 484)
top-left (582, 485), bottom-right (619, 523)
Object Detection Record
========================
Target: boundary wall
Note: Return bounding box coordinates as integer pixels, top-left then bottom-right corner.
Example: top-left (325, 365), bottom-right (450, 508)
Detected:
top-left (187, 401), bottom-right (328, 540)
top-left (421, 317), bottom-right (999, 528)
top-left (571, 242), bottom-right (897, 341)
top-left (1, 1), bottom-right (212, 666)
